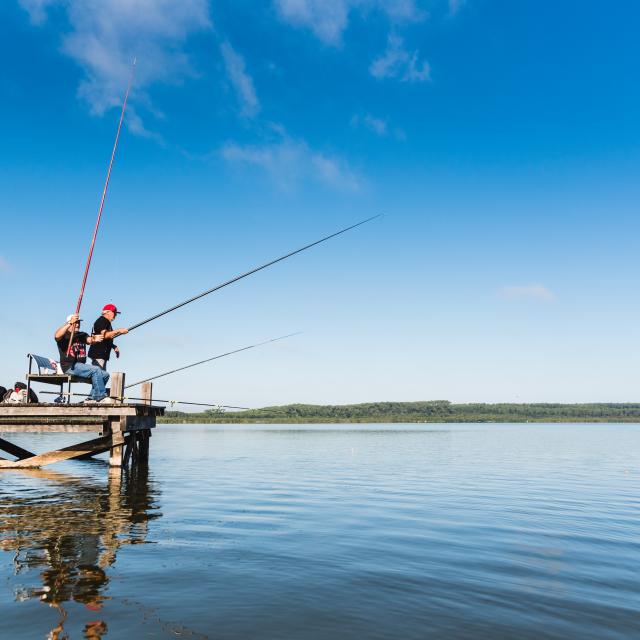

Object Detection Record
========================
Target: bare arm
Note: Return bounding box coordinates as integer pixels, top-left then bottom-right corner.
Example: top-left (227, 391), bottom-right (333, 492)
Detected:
top-left (54, 315), bottom-right (77, 340)
top-left (54, 315), bottom-right (103, 343)
top-left (54, 322), bottom-right (72, 340)
top-left (102, 327), bottom-right (129, 339)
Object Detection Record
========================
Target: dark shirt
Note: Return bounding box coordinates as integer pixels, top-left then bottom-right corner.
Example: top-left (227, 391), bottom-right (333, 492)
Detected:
top-left (88, 316), bottom-right (113, 361)
top-left (56, 331), bottom-right (89, 371)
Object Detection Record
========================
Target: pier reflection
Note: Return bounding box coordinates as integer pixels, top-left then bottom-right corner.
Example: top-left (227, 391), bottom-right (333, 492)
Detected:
top-left (0, 465), bottom-right (161, 638)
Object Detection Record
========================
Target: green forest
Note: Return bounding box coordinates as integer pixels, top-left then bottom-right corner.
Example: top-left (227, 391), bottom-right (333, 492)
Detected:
top-left (158, 401), bottom-right (640, 424)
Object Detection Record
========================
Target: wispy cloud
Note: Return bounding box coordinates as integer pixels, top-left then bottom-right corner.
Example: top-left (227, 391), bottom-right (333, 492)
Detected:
top-left (220, 41), bottom-right (260, 118)
top-left (274, 0), bottom-right (423, 46)
top-left (370, 33), bottom-right (430, 82)
top-left (351, 112), bottom-right (406, 139)
top-left (221, 129), bottom-right (361, 192)
top-left (19, 0), bottom-right (211, 135)
top-left (19, 0), bottom-right (50, 24)
top-left (274, 0), bottom-right (350, 46)
top-left (498, 284), bottom-right (556, 302)
top-left (363, 113), bottom-right (388, 136)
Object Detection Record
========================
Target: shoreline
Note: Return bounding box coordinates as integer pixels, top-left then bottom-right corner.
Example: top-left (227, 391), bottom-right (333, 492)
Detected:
top-left (158, 400), bottom-right (640, 424)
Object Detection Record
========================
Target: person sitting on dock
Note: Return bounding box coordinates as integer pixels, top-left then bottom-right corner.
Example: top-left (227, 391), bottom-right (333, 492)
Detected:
top-left (54, 314), bottom-right (114, 404)
top-left (88, 303), bottom-right (128, 370)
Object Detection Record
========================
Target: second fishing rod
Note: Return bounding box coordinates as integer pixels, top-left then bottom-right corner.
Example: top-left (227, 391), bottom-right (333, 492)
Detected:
top-left (125, 214), bottom-right (382, 333)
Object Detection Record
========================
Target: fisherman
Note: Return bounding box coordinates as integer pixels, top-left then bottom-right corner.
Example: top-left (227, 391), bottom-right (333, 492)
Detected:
top-left (88, 303), bottom-right (129, 370)
top-left (54, 314), bottom-right (113, 404)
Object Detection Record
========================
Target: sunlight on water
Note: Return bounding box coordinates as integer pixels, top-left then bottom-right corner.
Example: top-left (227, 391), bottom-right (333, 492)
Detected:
top-left (1, 424), bottom-right (639, 639)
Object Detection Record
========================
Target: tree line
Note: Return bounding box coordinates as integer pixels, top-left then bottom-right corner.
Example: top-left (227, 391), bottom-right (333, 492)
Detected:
top-left (158, 400), bottom-right (640, 424)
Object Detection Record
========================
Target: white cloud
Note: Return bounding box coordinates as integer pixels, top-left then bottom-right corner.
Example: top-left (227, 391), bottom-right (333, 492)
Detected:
top-left (351, 113), bottom-right (406, 139)
top-left (363, 113), bottom-right (388, 136)
top-left (19, 0), bottom-right (211, 133)
top-left (370, 33), bottom-right (430, 82)
top-left (274, 0), bottom-right (350, 45)
top-left (274, 0), bottom-right (423, 46)
top-left (498, 284), bottom-right (556, 302)
top-left (220, 41), bottom-right (260, 118)
top-left (19, 0), bottom-right (50, 24)
top-left (221, 130), bottom-right (361, 191)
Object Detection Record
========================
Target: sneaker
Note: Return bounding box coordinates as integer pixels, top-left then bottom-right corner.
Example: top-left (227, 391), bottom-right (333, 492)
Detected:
top-left (98, 396), bottom-right (117, 405)
top-left (83, 399), bottom-right (98, 405)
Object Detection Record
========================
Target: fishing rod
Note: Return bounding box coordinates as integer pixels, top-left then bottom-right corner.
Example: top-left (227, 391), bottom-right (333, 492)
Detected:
top-left (38, 389), bottom-right (250, 410)
top-left (127, 214), bottom-right (382, 332)
top-left (67, 58), bottom-right (136, 354)
top-left (154, 399), bottom-right (250, 410)
top-left (124, 332), bottom-right (301, 389)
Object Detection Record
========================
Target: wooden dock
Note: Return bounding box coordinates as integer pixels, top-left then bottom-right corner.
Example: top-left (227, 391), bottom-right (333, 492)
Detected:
top-left (0, 374), bottom-right (163, 469)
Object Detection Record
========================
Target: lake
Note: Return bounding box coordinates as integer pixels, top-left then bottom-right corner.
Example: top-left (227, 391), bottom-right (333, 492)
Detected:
top-left (1, 423), bottom-right (639, 639)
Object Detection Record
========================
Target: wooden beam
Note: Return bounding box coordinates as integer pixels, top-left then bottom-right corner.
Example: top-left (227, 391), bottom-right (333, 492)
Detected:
top-left (0, 416), bottom-right (105, 424)
top-left (0, 425), bottom-right (105, 434)
top-left (0, 405), bottom-right (146, 417)
top-left (75, 431), bottom-right (136, 460)
top-left (0, 437), bottom-right (35, 459)
top-left (125, 415), bottom-right (156, 431)
top-left (0, 436), bottom-right (111, 469)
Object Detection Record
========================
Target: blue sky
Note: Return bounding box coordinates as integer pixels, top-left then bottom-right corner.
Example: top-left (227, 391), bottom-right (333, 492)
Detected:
top-left (2, 1), bottom-right (640, 407)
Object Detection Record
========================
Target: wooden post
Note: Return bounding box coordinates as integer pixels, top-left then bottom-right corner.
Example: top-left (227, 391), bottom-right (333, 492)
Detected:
top-left (109, 416), bottom-right (126, 467)
top-left (139, 430), bottom-right (150, 463)
top-left (110, 372), bottom-right (125, 402)
top-left (132, 433), bottom-right (139, 465)
top-left (108, 373), bottom-right (126, 467)
top-left (138, 382), bottom-right (152, 464)
top-left (123, 434), bottom-right (133, 467)
top-left (140, 382), bottom-right (152, 405)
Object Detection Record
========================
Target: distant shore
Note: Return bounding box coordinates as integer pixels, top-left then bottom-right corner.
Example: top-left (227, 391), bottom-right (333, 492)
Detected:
top-left (157, 401), bottom-right (640, 424)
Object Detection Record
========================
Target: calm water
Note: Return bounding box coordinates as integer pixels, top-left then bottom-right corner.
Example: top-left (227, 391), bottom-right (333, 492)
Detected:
top-left (0, 423), bottom-right (639, 639)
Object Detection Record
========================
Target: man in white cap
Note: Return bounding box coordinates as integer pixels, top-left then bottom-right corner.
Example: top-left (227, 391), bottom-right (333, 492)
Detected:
top-left (88, 303), bottom-right (129, 370)
top-left (54, 314), bottom-right (112, 404)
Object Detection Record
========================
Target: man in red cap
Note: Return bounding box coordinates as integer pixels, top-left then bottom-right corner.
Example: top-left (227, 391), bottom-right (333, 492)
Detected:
top-left (88, 304), bottom-right (129, 370)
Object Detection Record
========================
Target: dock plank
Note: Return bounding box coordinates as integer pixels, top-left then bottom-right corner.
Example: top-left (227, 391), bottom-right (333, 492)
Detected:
top-left (0, 404), bottom-right (159, 417)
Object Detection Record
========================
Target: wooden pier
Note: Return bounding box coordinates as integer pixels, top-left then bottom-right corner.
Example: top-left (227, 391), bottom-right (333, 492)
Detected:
top-left (0, 373), bottom-right (163, 469)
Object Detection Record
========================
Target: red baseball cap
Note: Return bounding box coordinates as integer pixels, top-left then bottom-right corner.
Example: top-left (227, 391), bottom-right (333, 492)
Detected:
top-left (102, 304), bottom-right (121, 315)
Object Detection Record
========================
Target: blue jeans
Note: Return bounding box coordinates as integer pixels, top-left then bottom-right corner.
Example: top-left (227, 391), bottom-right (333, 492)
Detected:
top-left (67, 362), bottom-right (110, 400)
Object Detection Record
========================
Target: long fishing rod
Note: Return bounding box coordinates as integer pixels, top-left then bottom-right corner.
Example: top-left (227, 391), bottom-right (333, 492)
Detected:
top-left (67, 58), bottom-right (136, 354)
top-left (152, 399), bottom-right (250, 410)
top-left (38, 390), bottom-right (249, 410)
top-left (124, 332), bottom-right (301, 389)
top-left (127, 214), bottom-right (382, 332)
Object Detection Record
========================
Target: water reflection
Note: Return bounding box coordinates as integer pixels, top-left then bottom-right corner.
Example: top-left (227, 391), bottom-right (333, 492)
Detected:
top-left (0, 465), bottom-right (161, 639)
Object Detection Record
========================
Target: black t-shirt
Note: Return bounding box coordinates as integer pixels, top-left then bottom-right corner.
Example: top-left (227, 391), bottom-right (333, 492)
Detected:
top-left (56, 331), bottom-right (89, 371)
top-left (88, 316), bottom-right (113, 360)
